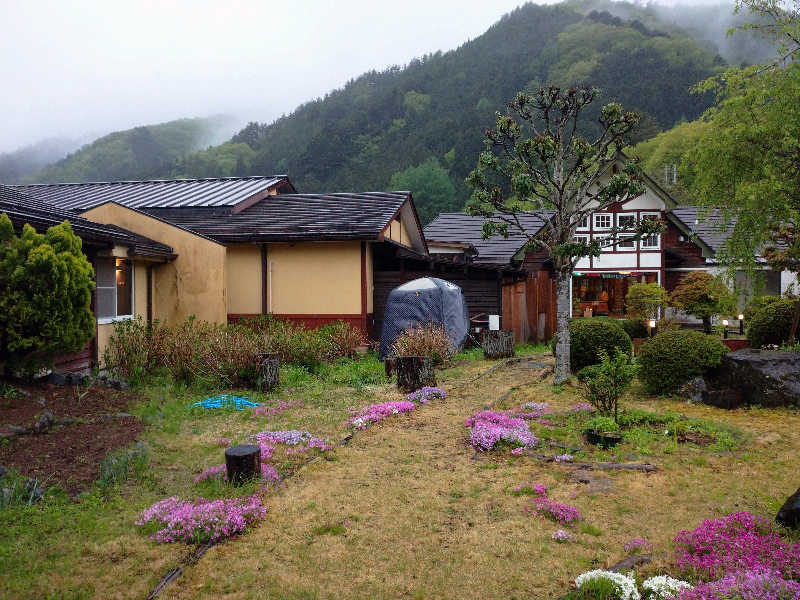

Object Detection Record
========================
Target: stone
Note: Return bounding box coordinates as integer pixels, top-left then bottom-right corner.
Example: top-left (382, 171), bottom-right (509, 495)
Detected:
top-left (6, 424), bottom-right (27, 434)
top-left (568, 468), bottom-right (614, 495)
top-left (776, 487), bottom-right (800, 530)
top-left (679, 376), bottom-right (708, 404)
top-left (46, 372), bottom-right (67, 386)
top-left (33, 410), bottom-right (54, 434)
top-left (57, 417), bottom-right (76, 426)
top-left (715, 349), bottom-right (800, 408)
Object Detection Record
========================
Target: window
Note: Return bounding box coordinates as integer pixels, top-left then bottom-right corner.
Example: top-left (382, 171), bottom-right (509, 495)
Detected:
top-left (597, 235), bottom-right (614, 252)
top-left (96, 258), bottom-right (133, 322)
top-left (576, 216), bottom-right (589, 231)
top-left (617, 213), bottom-right (636, 231)
top-left (573, 234), bottom-right (589, 244)
top-left (594, 213), bottom-right (612, 231)
top-left (640, 212), bottom-right (661, 249)
top-left (617, 235), bottom-right (636, 251)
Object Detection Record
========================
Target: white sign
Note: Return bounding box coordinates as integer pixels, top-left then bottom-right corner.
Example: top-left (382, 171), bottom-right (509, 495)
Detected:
top-left (489, 315), bottom-right (500, 331)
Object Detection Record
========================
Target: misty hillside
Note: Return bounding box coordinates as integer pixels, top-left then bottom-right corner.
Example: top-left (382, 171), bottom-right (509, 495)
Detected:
top-left (168, 1), bottom-right (729, 223)
top-left (0, 137), bottom-right (86, 184)
top-left (24, 116), bottom-right (236, 184)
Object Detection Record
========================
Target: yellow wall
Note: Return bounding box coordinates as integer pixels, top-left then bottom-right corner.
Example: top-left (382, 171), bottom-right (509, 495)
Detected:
top-left (226, 244), bottom-right (263, 314)
top-left (268, 242), bottom-right (362, 314)
top-left (386, 218), bottom-right (412, 247)
top-left (81, 202), bottom-right (227, 326)
top-left (366, 242), bottom-right (374, 313)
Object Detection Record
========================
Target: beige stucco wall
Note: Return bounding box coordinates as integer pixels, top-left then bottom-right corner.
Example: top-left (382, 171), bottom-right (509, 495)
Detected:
top-left (226, 244), bottom-right (263, 315)
top-left (81, 202), bottom-right (227, 326)
top-left (269, 242), bottom-right (362, 314)
top-left (386, 218), bottom-right (411, 247)
top-left (366, 242), bottom-right (374, 313)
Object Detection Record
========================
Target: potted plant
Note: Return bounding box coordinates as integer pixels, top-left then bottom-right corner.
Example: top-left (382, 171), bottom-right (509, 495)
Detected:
top-left (576, 349), bottom-right (638, 448)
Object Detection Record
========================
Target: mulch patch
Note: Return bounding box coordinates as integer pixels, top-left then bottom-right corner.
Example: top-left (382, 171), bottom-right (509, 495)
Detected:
top-left (0, 382), bottom-right (138, 426)
top-left (0, 382), bottom-right (147, 493)
top-left (0, 418), bottom-right (144, 493)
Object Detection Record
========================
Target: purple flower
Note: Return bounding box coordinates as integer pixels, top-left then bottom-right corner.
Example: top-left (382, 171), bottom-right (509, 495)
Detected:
top-left (677, 568), bottom-right (800, 600)
top-left (570, 403), bottom-right (596, 412)
top-left (554, 454), bottom-right (574, 463)
top-left (526, 495), bottom-right (582, 525)
top-left (552, 529), bottom-right (574, 543)
top-left (252, 400), bottom-right (301, 419)
top-left (216, 438), bottom-right (231, 447)
top-left (407, 387), bottom-right (446, 404)
top-left (465, 410), bottom-right (538, 451)
top-left (348, 401), bottom-right (415, 429)
top-left (624, 537), bottom-right (653, 553)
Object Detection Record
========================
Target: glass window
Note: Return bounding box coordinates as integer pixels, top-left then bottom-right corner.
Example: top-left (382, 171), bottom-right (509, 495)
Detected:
top-left (95, 258), bottom-right (133, 320)
top-left (597, 235), bottom-right (614, 252)
top-left (617, 213), bottom-right (636, 230)
top-left (594, 214), bottom-right (612, 230)
top-left (617, 235), bottom-right (636, 251)
top-left (573, 234), bottom-right (589, 244)
top-left (641, 234), bottom-right (660, 249)
top-left (576, 216), bottom-right (589, 230)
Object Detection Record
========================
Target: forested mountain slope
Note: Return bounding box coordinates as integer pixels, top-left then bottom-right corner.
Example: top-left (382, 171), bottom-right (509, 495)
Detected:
top-left (170, 2), bottom-right (723, 223)
top-left (25, 116), bottom-right (235, 184)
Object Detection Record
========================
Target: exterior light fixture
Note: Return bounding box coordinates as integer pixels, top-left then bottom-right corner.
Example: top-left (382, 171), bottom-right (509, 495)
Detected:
top-left (648, 319), bottom-right (656, 337)
top-left (738, 314), bottom-right (745, 335)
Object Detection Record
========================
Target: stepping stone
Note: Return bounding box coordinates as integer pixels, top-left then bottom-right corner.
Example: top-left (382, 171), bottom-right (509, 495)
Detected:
top-left (568, 468), bottom-right (614, 495)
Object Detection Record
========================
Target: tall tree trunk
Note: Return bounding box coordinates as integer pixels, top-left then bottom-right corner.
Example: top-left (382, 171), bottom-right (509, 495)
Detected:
top-left (789, 297), bottom-right (800, 345)
top-left (554, 269), bottom-right (572, 384)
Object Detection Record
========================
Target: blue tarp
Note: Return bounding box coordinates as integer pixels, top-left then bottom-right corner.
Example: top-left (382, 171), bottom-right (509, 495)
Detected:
top-left (187, 394), bottom-right (260, 410)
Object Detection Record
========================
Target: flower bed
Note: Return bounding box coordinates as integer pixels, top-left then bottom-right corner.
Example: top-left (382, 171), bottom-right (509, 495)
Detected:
top-left (136, 495), bottom-right (267, 544)
top-left (465, 410), bottom-right (538, 451)
top-left (348, 401), bottom-right (415, 429)
top-left (677, 569), bottom-right (800, 599)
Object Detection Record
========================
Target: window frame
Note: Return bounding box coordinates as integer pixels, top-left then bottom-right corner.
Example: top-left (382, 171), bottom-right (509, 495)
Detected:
top-left (576, 216), bottom-right (589, 231)
top-left (593, 213), bottom-right (612, 231)
top-left (597, 234), bottom-right (615, 252)
top-left (640, 212), bottom-right (662, 250)
top-left (616, 212), bottom-right (636, 232)
top-left (616, 234), bottom-right (637, 252)
top-left (95, 258), bottom-right (135, 325)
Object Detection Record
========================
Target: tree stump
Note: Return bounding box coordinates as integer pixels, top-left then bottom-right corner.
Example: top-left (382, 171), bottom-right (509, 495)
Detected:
top-left (224, 444), bottom-right (260, 484)
top-left (483, 330), bottom-right (515, 359)
top-left (384, 358), bottom-right (396, 378)
top-left (395, 356), bottom-right (435, 393)
top-left (254, 353), bottom-right (280, 392)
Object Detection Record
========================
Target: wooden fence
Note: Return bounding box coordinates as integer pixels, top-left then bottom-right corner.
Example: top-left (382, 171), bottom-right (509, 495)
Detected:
top-left (502, 270), bottom-right (557, 343)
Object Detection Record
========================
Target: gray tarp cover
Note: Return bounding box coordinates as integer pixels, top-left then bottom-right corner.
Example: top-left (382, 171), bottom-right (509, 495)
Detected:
top-left (379, 277), bottom-right (470, 359)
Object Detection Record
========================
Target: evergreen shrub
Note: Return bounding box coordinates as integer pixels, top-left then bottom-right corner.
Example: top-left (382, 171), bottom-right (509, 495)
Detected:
top-left (552, 319), bottom-right (631, 372)
top-left (638, 330), bottom-right (728, 395)
top-left (746, 297), bottom-right (795, 348)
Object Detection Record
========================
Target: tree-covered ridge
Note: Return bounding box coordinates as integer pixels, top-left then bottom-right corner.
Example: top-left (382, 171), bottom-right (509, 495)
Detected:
top-left (25, 116), bottom-right (235, 184)
top-left (170, 2), bottom-right (724, 223)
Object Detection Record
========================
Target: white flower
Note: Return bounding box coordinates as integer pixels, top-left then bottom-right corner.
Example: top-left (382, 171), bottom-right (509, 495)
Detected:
top-left (352, 417), bottom-right (366, 428)
top-left (642, 575), bottom-right (692, 599)
top-left (574, 570), bottom-right (640, 600)
top-left (392, 409), bottom-right (399, 414)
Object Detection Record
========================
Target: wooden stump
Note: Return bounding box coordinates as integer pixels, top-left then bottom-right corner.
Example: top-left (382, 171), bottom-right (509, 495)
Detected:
top-left (224, 444), bottom-right (260, 485)
top-left (483, 330), bottom-right (515, 359)
top-left (384, 358), bottom-right (396, 378)
top-left (254, 353), bottom-right (280, 392)
top-left (395, 356), bottom-right (435, 393)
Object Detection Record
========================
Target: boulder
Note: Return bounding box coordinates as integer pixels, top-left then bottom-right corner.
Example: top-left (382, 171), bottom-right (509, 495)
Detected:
top-left (714, 349), bottom-right (800, 408)
top-left (33, 410), bottom-right (54, 434)
top-left (679, 376), bottom-right (708, 404)
top-left (46, 372), bottom-right (67, 386)
top-left (776, 487), bottom-right (800, 529)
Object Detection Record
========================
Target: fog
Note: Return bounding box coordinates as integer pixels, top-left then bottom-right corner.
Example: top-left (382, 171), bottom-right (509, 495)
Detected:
top-left (0, 0), bottom-right (743, 154)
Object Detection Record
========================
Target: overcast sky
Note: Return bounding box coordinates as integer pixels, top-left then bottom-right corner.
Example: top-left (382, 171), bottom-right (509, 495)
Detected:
top-left (0, 0), bottom-right (726, 153)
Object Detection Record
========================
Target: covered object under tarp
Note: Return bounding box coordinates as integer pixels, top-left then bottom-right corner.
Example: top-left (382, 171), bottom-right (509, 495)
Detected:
top-left (378, 277), bottom-right (469, 359)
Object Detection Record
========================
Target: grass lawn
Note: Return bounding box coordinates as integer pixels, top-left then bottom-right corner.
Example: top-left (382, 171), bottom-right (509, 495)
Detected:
top-left (1, 347), bottom-right (798, 599)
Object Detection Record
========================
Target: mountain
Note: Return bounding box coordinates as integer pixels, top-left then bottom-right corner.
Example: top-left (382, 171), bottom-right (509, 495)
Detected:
top-left (0, 137), bottom-right (86, 184)
top-left (24, 116), bottom-right (237, 184)
top-left (168, 1), bottom-right (726, 224)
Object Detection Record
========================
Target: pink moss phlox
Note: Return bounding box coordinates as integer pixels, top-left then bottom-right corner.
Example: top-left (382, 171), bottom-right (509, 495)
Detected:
top-left (136, 495), bottom-right (266, 544)
top-left (624, 537), bottom-right (654, 553)
top-left (570, 403), bottom-right (596, 412)
top-left (554, 454), bottom-right (574, 463)
top-left (677, 568), bottom-right (800, 600)
top-left (511, 447), bottom-right (524, 455)
top-left (673, 512), bottom-right (800, 582)
top-left (249, 430), bottom-right (329, 454)
top-left (252, 400), bottom-right (302, 419)
top-left (465, 410), bottom-right (538, 451)
top-left (521, 402), bottom-right (551, 416)
top-left (526, 495), bottom-right (582, 525)
top-left (552, 529), bottom-right (574, 543)
top-left (348, 401), bottom-right (415, 429)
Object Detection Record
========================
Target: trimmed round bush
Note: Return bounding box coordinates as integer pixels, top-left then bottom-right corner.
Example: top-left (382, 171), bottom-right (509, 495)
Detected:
top-left (638, 330), bottom-right (728, 395)
top-left (552, 319), bottom-right (632, 372)
top-left (747, 297), bottom-right (796, 348)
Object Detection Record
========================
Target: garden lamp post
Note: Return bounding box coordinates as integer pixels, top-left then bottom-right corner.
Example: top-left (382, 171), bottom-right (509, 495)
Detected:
top-left (722, 319), bottom-right (729, 339)
top-left (648, 319), bottom-right (656, 338)
top-left (738, 314), bottom-right (745, 335)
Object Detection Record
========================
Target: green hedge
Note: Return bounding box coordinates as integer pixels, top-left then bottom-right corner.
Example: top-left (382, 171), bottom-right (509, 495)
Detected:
top-left (747, 297), bottom-right (796, 348)
top-left (638, 330), bottom-right (728, 395)
top-left (551, 318), bottom-right (632, 372)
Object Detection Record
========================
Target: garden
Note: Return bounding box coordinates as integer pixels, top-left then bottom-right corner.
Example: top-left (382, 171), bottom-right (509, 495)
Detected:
top-left (1, 302), bottom-right (799, 599)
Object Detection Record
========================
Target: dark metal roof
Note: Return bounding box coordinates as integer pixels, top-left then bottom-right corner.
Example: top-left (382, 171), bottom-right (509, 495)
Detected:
top-left (0, 184), bottom-right (174, 259)
top-left (667, 206), bottom-right (733, 254)
top-left (424, 212), bottom-right (551, 265)
top-left (142, 192), bottom-right (411, 243)
top-left (12, 176), bottom-right (291, 211)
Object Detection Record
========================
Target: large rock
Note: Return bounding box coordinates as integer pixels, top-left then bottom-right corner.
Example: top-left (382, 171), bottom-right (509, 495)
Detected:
top-left (714, 349), bottom-right (800, 408)
top-left (777, 487), bottom-right (800, 530)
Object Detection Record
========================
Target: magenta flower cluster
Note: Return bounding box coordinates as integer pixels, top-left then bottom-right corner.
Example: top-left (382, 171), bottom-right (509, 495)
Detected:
top-left (407, 386), bottom-right (446, 404)
top-left (465, 410), bottom-right (538, 451)
top-left (677, 568), bottom-right (800, 600)
top-left (136, 495), bottom-right (267, 544)
top-left (523, 484), bottom-right (582, 525)
top-left (348, 401), bottom-right (415, 429)
top-left (625, 537), bottom-right (654, 553)
top-left (674, 512), bottom-right (800, 582)
top-left (515, 402), bottom-right (551, 420)
top-left (252, 400), bottom-right (302, 420)
top-left (552, 529), bottom-right (575, 543)
top-left (216, 438), bottom-right (231, 447)
top-left (570, 403), bottom-right (596, 412)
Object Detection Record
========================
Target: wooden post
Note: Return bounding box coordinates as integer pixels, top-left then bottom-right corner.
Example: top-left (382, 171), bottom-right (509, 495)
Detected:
top-left (483, 330), bottom-right (515, 359)
top-left (395, 356), bottom-right (435, 392)
top-left (224, 444), bottom-right (261, 484)
top-left (254, 353), bottom-right (280, 392)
